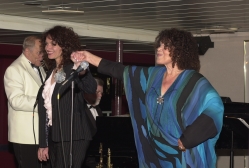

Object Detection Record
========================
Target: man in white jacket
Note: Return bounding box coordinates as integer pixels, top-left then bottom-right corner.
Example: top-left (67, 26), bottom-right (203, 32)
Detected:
top-left (4, 36), bottom-right (48, 167)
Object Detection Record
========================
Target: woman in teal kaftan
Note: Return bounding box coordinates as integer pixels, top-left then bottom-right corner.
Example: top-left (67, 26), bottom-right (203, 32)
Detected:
top-left (72, 28), bottom-right (224, 168)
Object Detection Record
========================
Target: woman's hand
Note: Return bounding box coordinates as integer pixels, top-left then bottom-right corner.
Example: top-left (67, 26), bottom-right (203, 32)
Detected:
top-left (71, 51), bottom-right (88, 75)
top-left (71, 51), bottom-right (102, 67)
top-left (71, 51), bottom-right (85, 68)
top-left (178, 139), bottom-right (186, 152)
top-left (38, 147), bottom-right (49, 161)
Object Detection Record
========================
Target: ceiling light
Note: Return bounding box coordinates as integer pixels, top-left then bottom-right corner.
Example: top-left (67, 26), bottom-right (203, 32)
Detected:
top-left (24, 2), bottom-right (41, 6)
top-left (200, 26), bottom-right (238, 34)
top-left (24, 0), bottom-right (49, 6)
top-left (55, 6), bottom-right (70, 9)
top-left (42, 9), bottom-right (84, 14)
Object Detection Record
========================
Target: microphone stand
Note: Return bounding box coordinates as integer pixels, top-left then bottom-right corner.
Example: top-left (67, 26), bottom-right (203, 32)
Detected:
top-left (57, 62), bottom-right (88, 167)
top-left (230, 130), bottom-right (233, 168)
top-left (57, 78), bottom-right (76, 168)
top-left (69, 81), bottom-right (75, 168)
top-left (225, 116), bottom-right (249, 168)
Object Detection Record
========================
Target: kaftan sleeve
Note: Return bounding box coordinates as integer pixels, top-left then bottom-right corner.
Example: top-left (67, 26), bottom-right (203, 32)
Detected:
top-left (97, 59), bottom-right (125, 80)
top-left (180, 77), bottom-right (224, 149)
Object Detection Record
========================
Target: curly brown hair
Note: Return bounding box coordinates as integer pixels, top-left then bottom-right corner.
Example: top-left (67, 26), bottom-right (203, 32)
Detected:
top-left (154, 28), bottom-right (200, 72)
top-left (41, 25), bottom-right (81, 70)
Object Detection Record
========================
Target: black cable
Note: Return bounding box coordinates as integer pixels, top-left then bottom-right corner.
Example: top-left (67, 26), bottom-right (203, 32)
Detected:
top-left (33, 103), bottom-right (42, 168)
top-left (31, 80), bottom-right (44, 168)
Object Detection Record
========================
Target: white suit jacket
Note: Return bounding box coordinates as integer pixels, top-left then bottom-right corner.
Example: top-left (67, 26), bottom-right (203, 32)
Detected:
top-left (4, 54), bottom-right (46, 144)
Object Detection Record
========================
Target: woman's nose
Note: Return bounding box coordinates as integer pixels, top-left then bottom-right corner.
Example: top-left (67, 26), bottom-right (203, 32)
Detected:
top-left (46, 44), bottom-right (51, 50)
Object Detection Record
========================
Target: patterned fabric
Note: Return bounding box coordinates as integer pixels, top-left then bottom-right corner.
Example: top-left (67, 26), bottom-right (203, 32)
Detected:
top-left (123, 66), bottom-right (224, 168)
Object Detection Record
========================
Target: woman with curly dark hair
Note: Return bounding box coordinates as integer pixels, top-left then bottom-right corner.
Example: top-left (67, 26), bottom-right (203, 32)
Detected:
top-left (72, 28), bottom-right (224, 168)
top-left (37, 25), bottom-right (97, 168)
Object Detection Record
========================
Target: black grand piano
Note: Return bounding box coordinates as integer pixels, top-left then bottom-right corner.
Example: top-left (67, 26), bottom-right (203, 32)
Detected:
top-left (88, 102), bottom-right (249, 168)
top-left (87, 116), bottom-right (138, 168)
top-left (216, 102), bottom-right (249, 149)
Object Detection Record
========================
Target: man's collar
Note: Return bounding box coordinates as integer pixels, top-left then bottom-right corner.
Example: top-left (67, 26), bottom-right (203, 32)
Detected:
top-left (88, 105), bottom-right (96, 109)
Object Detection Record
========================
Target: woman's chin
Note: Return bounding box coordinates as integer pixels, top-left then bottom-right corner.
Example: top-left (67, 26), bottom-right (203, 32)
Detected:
top-left (48, 56), bottom-right (54, 60)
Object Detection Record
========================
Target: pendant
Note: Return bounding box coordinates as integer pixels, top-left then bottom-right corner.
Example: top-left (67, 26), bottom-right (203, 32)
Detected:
top-left (157, 96), bottom-right (164, 104)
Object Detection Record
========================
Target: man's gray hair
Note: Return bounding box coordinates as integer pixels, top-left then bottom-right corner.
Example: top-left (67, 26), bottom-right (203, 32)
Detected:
top-left (22, 35), bottom-right (41, 52)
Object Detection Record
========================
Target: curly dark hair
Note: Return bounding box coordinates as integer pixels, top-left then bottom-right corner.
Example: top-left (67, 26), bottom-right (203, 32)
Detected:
top-left (41, 25), bottom-right (81, 70)
top-left (154, 28), bottom-right (200, 72)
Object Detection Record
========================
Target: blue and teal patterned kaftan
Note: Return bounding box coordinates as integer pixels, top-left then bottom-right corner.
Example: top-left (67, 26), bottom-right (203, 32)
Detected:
top-left (98, 59), bottom-right (224, 168)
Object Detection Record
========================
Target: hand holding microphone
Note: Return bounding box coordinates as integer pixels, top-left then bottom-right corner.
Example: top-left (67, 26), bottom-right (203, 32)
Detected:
top-left (71, 51), bottom-right (89, 75)
top-left (71, 50), bottom-right (102, 67)
top-left (71, 51), bottom-right (86, 67)
top-left (62, 61), bottom-right (89, 86)
top-left (57, 51), bottom-right (90, 87)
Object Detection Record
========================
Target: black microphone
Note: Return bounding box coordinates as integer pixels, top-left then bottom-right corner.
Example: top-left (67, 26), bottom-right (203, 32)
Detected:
top-left (61, 61), bottom-right (89, 86)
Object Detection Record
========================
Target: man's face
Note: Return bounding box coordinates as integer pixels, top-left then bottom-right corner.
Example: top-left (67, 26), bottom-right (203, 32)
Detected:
top-left (29, 39), bottom-right (43, 66)
top-left (95, 85), bottom-right (104, 105)
top-left (84, 85), bottom-right (103, 106)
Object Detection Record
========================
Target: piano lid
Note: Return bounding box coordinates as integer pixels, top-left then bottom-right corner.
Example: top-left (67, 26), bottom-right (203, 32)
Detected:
top-left (223, 102), bottom-right (249, 118)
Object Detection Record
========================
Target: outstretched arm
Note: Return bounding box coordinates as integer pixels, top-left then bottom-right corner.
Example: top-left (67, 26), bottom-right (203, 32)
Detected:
top-left (71, 51), bottom-right (125, 80)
